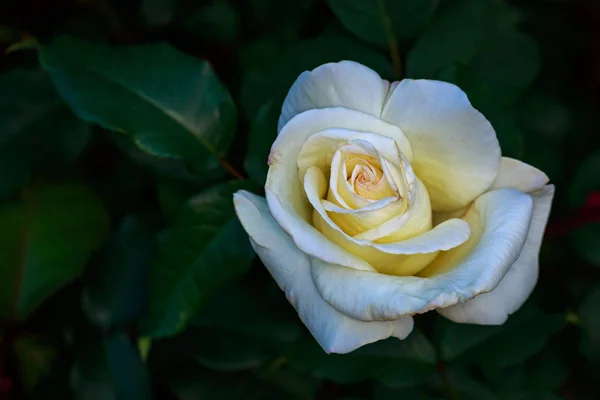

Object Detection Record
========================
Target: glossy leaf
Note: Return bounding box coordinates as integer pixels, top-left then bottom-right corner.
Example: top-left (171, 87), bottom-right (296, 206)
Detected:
top-left (82, 214), bottom-right (157, 330)
top-left (70, 320), bottom-right (151, 400)
top-left (167, 363), bottom-right (318, 400)
top-left (482, 350), bottom-right (568, 393)
top-left (409, 0), bottom-right (538, 106)
top-left (461, 31), bottom-right (540, 105)
top-left (0, 183), bottom-right (108, 321)
top-left (39, 36), bottom-right (237, 179)
top-left (407, 0), bottom-right (519, 78)
top-left (141, 181), bottom-right (256, 337)
top-left (193, 281), bottom-right (302, 344)
top-left (438, 305), bottom-right (565, 367)
top-left (285, 331), bottom-right (436, 386)
top-left (194, 330), bottom-right (272, 372)
top-left (0, 69), bottom-right (91, 197)
top-left (326, 0), bottom-right (437, 46)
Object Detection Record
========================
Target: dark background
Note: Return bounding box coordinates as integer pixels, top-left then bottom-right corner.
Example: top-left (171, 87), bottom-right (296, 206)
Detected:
top-left (1, 0), bottom-right (600, 399)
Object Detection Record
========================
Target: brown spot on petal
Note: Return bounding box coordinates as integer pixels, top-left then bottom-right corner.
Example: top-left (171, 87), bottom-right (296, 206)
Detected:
top-left (268, 151), bottom-right (279, 166)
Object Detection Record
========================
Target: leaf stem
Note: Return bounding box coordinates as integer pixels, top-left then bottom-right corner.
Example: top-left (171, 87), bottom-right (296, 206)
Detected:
top-left (438, 362), bottom-right (460, 400)
top-left (219, 157), bottom-right (245, 180)
top-left (377, 0), bottom-right (402, 80)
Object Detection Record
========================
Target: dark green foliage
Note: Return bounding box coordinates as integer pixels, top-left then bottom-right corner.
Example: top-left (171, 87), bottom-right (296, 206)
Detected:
top-left (0, 0), bottom-right (598, 399)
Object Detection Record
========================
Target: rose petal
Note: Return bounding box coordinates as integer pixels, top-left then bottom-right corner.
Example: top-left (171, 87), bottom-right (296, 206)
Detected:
top-left (324, 197), bottom-right (407, 237)
top-left (310, 188), bottom-right (533, 322)
top-left (437, 185), bottom-right (554, 324)
top-left (381, 79), bottom-right (501, 211)
top-left (305, 167), bottom-right (470, 276)
top-left (491, 157), bottom-right (549, 192)
top-left (322, 140), bottom-right (410, 236)
top-left (233, 190), bottom-right (414, 353)
top-left (297, 128), bottom-right (410, 183)
top-left (278, 61), bottom-right (389, 132)
top-left (354, 172), bottom-right (429, 243)
top-left (267, 108), bottom-right (417, 271)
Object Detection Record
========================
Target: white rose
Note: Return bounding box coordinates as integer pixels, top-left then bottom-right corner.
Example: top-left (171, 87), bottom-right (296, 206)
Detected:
top-left (234, 61), bottom-right (554, 354)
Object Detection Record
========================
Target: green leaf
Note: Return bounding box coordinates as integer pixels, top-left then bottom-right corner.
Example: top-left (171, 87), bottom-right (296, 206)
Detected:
top-left (285, 331), bottom-right (436, 386)
top-left (409, 0), bottom-right (538, 107)
top-left (482, 349), bottom-right (567, 392)
top-left (242, 34), bottom-right (393, 185)
top-left (180, 0), bottom-right (240, 43)
top-left (407, 0), bottom-right (519, 79)
top-left (243, 0), bottom-right (315, 40)
top-left (442, 366), bottom-right (497, 400)
top-left (570, 222), bottom-right (600, 268)
top-left (141, 181), bottom-right (256, 338)
top-left (167, 363), bottom-right (319, 400)
top-left (438, 305), bottom-right (565, 367)
top-left (373, 385), bottom-right (424, 400)
top-left (82, 214), bottom-right (157, 330)
top-left (0, 183), bottom-right (109, 321)
top-left (39, 36), bottom-right (237, 180)
top-left (193, 280), bottom-right (302, 345)
top-left (579, 284), bottom-right (600, 361)
top-left (148, 281), bottom-right (300, 375)
top-left (0, 69), bottom-right (91, 197)
top-left (326, 0), bottom-right (437, 46)
top-left (156, 181), bottom-right (199, 224)
top-left (460, 31), bottom-right (540, 105)
top-left (70, 321), bottom-right (151, 400)
top-left (105, 333), bottom-right (152, 400)
top-left (252, 366), bottom-right (321, 400)
top-left (437, 320), bottom-right (500, 362)
top-left (110, 132), bottom-right (227, 185)
top-left (194, 330), bottom-right (272, 371)
top-left (568, 151), bottom-right (600, 209)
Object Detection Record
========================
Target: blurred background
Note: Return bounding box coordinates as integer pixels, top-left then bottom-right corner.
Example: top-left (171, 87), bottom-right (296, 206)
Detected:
top-left (1, 0), bottom-right (599, 398)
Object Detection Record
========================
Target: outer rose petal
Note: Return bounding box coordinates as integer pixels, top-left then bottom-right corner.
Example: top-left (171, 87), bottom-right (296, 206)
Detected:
top-left (233, 190), bottom-right (414, 353)
top-left (438, 185), bottom-right (554, 324)
top-left (491, 157), bottom-right (549, 192)
top-left (381, 79), bottom-right (501, 211)
top-left (278, 61), bottom-right (389, 132)
top-left (310, 189), bottom-right (533, 322)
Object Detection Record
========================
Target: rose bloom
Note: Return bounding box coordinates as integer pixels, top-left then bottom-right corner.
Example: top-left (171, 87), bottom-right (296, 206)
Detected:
top-left (234, 61), bottom-right (554, 354)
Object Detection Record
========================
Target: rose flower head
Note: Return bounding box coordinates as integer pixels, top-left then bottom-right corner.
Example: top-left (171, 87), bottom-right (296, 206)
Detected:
top-left (234, 61), bottom-right (554, 354)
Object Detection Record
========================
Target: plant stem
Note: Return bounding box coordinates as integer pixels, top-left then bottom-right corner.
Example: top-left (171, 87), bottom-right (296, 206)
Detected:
top-left (219, 157), bottom-right (245, 180)
top-left (438, 362), bottom-right (460, 400)
top-left (377, 0), bottom-right (402, 80)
